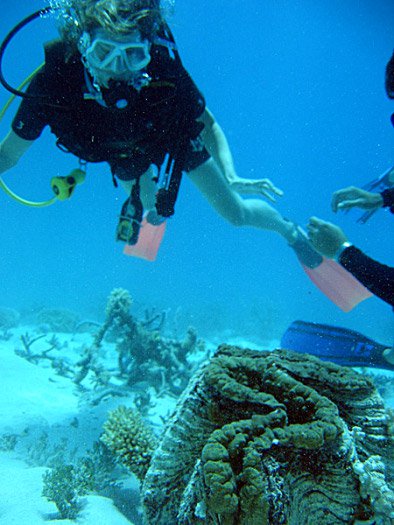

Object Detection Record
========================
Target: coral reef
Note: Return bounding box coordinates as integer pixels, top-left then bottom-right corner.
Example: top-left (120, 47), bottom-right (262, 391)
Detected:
top-left (0, 306), bottom-right (20, 330)
top-left (352, 452), bottom-right (394, 523)
top-left (35, 307), bottom-right (80, 332)
top-left (41, 441), bottom-right (120, 520)
top-left (13, 288), bottom-right (206, 402)
top-left (101, 405), bottom-right (158, 480)
top-left (140, 345), bottom-right (394, 525)
top-left (42, 463), bottom-right (93, 519)
top-left (83, 288), bottom-right (206, 397)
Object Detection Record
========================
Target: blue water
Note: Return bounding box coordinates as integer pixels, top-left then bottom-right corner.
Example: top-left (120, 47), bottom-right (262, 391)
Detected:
top-left (0, 1), bottom-right (393, 343)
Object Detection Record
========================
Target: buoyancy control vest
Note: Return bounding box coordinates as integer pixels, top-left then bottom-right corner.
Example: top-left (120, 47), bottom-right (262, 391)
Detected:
top-left (42, 40), bottom-right (205, 168)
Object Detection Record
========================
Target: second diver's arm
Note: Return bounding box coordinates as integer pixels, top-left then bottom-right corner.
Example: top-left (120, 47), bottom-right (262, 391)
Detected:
top-left (307, 216), bottom-right (394, 306)
top-left (198, 108), bottom-right (283, 202)
top-left (381, 187), bottom-right (394, 213)
top-left (339, 245), bottom-right (394, 306)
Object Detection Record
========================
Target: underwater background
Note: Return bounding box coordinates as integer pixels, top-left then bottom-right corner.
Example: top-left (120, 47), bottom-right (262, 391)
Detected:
top-left (0, 0), bottom-right (393, 345)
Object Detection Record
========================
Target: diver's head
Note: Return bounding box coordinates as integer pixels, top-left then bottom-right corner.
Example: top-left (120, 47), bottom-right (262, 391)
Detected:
top-left (56, 0), bottom-right (166, 49)
top-left (55, 0), bottom-right (167, 87)
top-left (79, 28), bottom-right (151, 87)
top-left (74, 0), bottom-right (163, 40)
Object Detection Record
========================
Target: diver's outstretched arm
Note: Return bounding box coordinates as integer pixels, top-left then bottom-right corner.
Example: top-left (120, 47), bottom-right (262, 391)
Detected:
top-left (198, 108), bottom-right (283, 202)
top-left (0, 130), bottom-right (34, 174)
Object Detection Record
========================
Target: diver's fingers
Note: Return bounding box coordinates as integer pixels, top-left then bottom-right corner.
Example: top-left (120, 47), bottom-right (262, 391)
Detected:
top-left (336, 198), bottom-right (365, 210)
top-left (331, 186), bottom-right (362, 212)
top-left (308, 216), bottom-right (325, 227)
top-left (307, 216), bottom-right (326, 234)
top-left (258, 178), bottom-right (284, 195)
top-left (271, 186), bottom-right (284, 196)
top-left (261, 189), bottom-right (276, 203)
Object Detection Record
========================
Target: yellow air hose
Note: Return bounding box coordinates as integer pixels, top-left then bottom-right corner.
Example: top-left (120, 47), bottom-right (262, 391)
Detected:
top-left (0, 62), bottom-right (57, 207)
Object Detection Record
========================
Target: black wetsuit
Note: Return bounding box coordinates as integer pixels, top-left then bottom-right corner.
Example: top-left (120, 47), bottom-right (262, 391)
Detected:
top-left (339, 188), bottom-right (394, 306)
top-left (12, 40), bottom-right (210, 180)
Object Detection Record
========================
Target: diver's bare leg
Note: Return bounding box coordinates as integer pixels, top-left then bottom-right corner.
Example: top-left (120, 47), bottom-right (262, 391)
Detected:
top-left (118, 165), bottom-right (157, 211)
top-left (187, 158), bottom-right (297, 243)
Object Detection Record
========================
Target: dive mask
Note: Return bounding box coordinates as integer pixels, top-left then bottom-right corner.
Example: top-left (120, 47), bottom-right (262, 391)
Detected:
top-left (81, 31), bottom-right (151, 76)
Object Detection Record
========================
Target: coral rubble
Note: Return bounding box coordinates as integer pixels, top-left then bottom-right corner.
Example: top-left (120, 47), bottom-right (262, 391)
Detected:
top-left (140, 345), bottom-right (394, 525)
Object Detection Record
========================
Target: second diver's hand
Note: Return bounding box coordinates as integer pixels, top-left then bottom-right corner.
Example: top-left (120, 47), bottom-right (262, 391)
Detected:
top-left (331, 186), bottom-right (384, 212)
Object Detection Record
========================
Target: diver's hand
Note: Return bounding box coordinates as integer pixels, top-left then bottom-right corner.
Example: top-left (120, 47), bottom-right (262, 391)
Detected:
top-left (331, 186), bottom-right (383, 212)
top-left (307, 216), bottom-right (348, 258)
top-left (229, 177), bottom-right (284, 202)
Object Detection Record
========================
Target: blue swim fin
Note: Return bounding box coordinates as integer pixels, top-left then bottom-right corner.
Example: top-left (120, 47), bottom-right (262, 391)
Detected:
top-left (355, 165), bottom-right (394, 224)
top-left (281, 320), bottom-right (393, 370)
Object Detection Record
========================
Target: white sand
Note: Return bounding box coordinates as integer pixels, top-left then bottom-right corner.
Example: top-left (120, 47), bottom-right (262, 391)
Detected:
top-left (0, 328), bottom-right (146, 524)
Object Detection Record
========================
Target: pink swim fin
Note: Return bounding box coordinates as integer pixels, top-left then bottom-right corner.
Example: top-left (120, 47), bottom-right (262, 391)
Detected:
top-left (302, 258), bottom-right (373, 312)
top-left (123, 218), bottom-right (166, 261)
top-left (291, 226), bottom-right (372, 311)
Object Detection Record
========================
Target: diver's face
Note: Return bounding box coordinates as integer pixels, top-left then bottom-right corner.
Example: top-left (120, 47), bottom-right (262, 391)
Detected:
top-left (82, 29), bottom-right (151, 87)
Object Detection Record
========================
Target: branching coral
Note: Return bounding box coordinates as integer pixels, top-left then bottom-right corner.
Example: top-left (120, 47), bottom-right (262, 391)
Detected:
top-left (41, 442), bottom-right (120, 520)
top-left (105, 288), bottom-right (133, 319)
top-left (42, 464), bottom-right (93, 519)
top-left (89, 288), bottom-right (205, 396)
top-left (140, 345), bottom-right (393, 525)
top-left (94, 288), bottom-right (134, 348)
top-left (15, 288), bottom-right (206, 397)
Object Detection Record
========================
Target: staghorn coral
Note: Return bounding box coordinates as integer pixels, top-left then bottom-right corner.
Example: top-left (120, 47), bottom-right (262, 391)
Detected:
top-left (19, 288), bottom-right (205, 395)
top-left (94, 288), bottom-right (134, 348)
top-left (105, 287), bottom-right (133, 320)
top-left (140, 345), bottom-right (393, 525)
top-left (89, 288), bottom-right (205, 396)
top-left (100, 405), bottom-right (157, 480)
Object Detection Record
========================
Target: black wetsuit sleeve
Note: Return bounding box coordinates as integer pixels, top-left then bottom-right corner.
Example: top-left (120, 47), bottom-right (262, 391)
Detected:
top-left (339, 245), bottom-right (394, 306)
top-left (11, 66), bottom-right (52, 140)
top-left (381, 187), bottom-right (394, 213)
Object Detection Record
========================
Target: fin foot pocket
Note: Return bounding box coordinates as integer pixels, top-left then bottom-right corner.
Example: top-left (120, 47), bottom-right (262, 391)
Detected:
top-left (290, 226), bottom-right (323, 269)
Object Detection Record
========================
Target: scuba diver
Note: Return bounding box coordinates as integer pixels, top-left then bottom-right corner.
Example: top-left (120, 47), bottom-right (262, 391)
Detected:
top-left (293, 51), bottom-right (394, 367)
top-left (306, 47), bottom-right (394, 309)
top-left (0, 0), bottom-right (363, 308)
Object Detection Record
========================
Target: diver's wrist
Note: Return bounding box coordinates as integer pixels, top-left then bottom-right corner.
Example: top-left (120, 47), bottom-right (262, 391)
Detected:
top-left (334, 241), bottom-right (352, 262)
top-left (369, 192), bottom-right (384, 208)
top-left (225, 170), bottom-right (237, 184)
